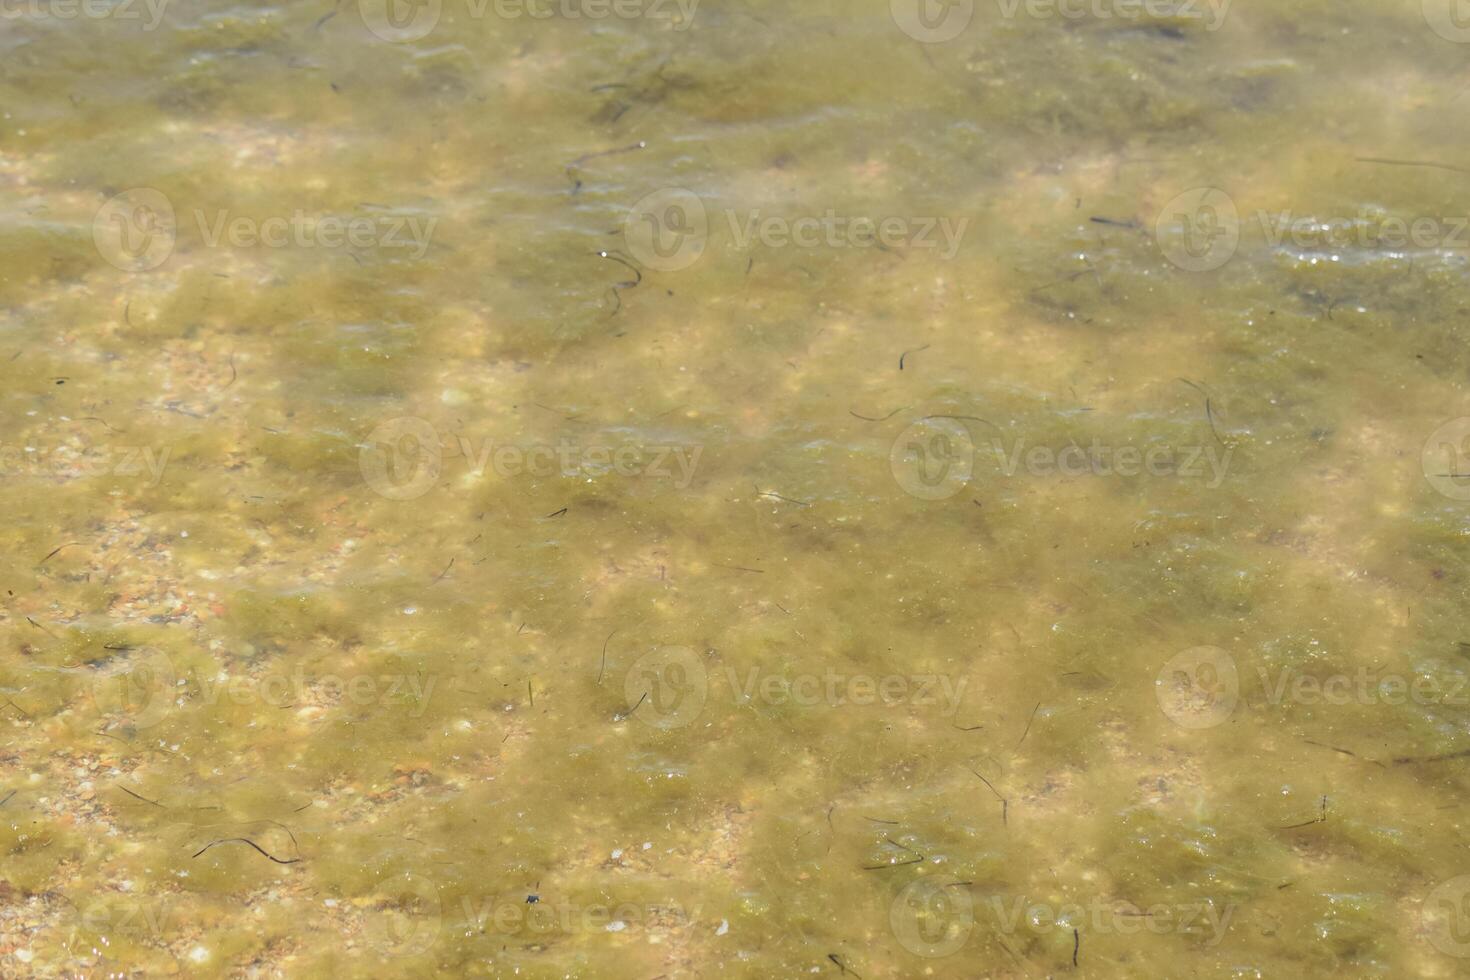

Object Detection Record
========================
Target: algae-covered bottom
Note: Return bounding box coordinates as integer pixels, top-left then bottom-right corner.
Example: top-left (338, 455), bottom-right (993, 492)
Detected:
top-left (2, 0), bottom-right (1470, 976)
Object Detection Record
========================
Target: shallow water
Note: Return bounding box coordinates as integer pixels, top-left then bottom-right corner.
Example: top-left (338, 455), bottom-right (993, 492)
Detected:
top-left (3, 0), bottom-right (1470, 976)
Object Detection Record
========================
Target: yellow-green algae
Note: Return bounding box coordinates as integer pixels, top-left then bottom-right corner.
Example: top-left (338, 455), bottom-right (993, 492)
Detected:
top-left (2, 0), bottom-right (1470, 976)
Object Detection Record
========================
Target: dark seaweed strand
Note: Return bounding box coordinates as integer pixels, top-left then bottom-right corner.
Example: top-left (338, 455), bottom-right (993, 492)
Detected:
top-left (193, 838), bottom-right (302, 864)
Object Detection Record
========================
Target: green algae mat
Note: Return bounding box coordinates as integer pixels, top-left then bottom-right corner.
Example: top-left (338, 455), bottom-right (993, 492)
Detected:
top-left (4, 0), bottom-right (1470, 976)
